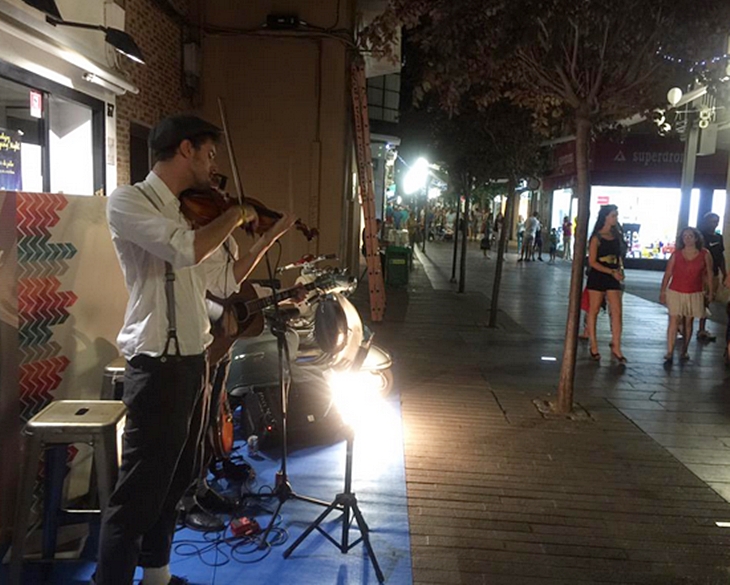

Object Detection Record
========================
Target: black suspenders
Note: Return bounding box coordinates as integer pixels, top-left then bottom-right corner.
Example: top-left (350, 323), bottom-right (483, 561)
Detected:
top-left (134, 184), bottom-right (181, 359)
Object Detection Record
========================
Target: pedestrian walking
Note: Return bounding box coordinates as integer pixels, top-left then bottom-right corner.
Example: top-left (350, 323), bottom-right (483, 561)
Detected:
top-left (519, 212), bottom-right (539, 262)
top-left (562, 216), bottom-right (572, 261)
top-left (533, 221), bottom-right (544, 261)
top-left (660, 227), bottom-right (713, 363)
top-left (548, 228), bottom-right (559, 263)
top-left (585, 205), bottom-right (626, 363)
top-left (697, 212), bottom-right (726, 342)
top-left (516, 215), bottom-right (525, 256)
top-left (480, 212), bottom-right (493, 259)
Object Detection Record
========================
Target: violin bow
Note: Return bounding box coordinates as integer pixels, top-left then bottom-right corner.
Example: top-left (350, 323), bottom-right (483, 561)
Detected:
top-left (217, 97), bottom-right (246, 207)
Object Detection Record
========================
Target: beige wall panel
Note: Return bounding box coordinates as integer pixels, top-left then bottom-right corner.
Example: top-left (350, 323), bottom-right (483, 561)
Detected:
top-left (202, 33), bottom-right (350, 277)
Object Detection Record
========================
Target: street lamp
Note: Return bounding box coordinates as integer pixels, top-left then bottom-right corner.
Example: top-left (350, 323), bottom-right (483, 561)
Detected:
top-left (403, 157), bottom-right (430, 252)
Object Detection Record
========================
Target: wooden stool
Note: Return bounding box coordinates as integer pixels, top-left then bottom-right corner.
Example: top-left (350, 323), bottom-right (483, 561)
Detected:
top-left (9, 400), bottom-right (126, 585)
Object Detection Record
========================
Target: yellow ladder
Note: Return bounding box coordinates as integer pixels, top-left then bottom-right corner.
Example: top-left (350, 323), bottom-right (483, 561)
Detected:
top-left (351, 58), bottom-right (386, 322)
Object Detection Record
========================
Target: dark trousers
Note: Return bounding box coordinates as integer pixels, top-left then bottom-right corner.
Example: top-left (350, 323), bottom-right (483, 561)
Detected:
top-left (96, 353), bottom-right (209, 585)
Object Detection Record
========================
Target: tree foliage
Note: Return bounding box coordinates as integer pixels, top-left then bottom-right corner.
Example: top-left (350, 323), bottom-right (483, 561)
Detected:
top-left (362, 0), bottom-right (730, 411)
top-left (363, 0), bottom-right (730, 130)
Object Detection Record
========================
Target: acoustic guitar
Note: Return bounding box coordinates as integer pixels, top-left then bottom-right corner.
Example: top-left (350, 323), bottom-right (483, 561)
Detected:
top-left (206, 274), bottom-right (336, 365)
top-left (206, 274), bottom-right (335, 459)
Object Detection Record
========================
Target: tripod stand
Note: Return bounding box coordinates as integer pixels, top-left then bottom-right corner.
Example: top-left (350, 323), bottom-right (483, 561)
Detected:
top-left (283, 426), bottom-right (384, 583)
top-left (244, 307), bottom-right (333, 547)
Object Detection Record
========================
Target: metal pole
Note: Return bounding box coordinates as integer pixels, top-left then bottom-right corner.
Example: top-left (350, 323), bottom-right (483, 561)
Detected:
top-left (677, 121), bottom-right (699, 238)
top-left (458, 189), bottom-right (470, 293)
top-left (450, 198), bottom-right (461, 283)
top-left (421, 190), bottom-right (427, 253)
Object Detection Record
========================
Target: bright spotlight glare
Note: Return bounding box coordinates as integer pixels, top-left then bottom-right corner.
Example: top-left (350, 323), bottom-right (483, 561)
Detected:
top-left (403, 157), bottom-right (429, 195)
top-left (327, 370), bottom-right (400, 471)
top-left (328, 370), bottom-right (383, 428)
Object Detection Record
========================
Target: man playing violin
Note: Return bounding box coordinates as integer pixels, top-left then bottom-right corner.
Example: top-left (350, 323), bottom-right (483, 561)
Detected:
top-left (95, 115), bottom-right (296, 585)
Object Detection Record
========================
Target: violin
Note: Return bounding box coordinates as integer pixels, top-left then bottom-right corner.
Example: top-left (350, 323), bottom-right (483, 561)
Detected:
top-left (179, 97), bottom-right (319, 242)
top-left (180, 184), bottom-right (318, 241)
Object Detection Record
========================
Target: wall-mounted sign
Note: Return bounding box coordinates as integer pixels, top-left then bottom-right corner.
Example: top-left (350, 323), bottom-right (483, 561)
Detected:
top-left (0, 128), bottom-right (22, 190)
top-left (29, 90), bottom-right (42, 119)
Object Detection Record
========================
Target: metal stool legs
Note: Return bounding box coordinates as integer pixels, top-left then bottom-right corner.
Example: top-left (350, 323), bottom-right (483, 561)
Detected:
top-left (9, 429), bottom-right (43, 585)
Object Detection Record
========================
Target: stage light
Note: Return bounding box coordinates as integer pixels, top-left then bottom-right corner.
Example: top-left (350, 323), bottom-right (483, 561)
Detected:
top-left (327, 369), bottom-right (398, 458)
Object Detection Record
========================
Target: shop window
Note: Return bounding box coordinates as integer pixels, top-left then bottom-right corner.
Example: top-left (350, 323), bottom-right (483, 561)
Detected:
top-left (0, 62), bottom-right (104, 195)
top-left (366, 74), bottom-right (400, 124)
top-left (711, 190), bottom-right (726, 233)
top-left (591, 186), bottom-right (682, 259)
top-left (0, 75), bottom-right (43, 191)
top-left (50, 95), bottom-right (94, 195)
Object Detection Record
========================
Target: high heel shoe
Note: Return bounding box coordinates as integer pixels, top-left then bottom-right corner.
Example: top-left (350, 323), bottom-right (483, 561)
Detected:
top-left (663, 353), bottom-right (673, 364)
top-left (590, 349), bottom-right (601, 361)
top-left (611, 351), bottom-right (627, 364)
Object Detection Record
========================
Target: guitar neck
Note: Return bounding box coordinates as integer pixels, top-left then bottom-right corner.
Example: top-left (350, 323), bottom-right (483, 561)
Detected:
top-left (244, 281), bottom-right (319, 315)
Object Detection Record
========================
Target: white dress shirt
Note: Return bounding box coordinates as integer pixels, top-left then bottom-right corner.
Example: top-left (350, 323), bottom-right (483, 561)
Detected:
top-left (107, 171), bottom-right (240, 359)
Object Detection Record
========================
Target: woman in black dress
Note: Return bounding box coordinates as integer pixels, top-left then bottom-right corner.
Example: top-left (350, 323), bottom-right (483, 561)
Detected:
top-left (586, 205), bottom-right (626, 362)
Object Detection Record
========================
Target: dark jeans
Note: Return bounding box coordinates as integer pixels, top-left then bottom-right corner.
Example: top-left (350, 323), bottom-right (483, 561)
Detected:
top-left (96, 353), bottom-right (209, 585)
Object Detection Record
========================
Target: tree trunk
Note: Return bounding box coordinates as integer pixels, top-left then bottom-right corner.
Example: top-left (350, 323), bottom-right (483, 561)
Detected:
top-left (450, 198), bottom-right (461, 283)
top-left (458, 184), bottom-right (470, 293)
top-left (556, 112), bottom-right (592, 413)
top-left (489, 179), bottom-right (515, 328)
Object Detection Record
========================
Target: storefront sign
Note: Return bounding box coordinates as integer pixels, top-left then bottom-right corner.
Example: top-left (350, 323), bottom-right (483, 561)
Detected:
top-left (29, 90), bottom-right (42, 119)
top-left (0, 129), bottom-right (22, 191)
top-left (544, 135), bottom-right (728, 190)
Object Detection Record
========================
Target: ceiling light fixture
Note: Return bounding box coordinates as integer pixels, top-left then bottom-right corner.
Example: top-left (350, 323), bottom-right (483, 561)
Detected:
top-left (46, 16), bottom-right (145, 64)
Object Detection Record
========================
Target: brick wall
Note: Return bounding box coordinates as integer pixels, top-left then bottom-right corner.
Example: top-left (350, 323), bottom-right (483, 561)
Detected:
top-left (115, 0), bottom-right (194, 186)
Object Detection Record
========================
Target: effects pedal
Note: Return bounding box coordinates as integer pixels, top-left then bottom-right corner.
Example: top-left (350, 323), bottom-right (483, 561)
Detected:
top-left (230, 516), bottom-right (260, 537)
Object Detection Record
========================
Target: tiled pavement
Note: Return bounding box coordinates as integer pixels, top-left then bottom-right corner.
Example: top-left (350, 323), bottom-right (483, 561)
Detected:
top-left (360, 240), bottom-right (730, 584)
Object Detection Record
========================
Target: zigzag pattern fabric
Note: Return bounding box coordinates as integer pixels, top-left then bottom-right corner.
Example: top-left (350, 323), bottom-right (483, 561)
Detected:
top-left (16, 193), bottom-right (77, 423)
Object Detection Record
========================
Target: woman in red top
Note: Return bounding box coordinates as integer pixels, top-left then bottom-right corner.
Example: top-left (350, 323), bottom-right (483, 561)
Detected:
top-left (659, 227), bottom-right (713, 363)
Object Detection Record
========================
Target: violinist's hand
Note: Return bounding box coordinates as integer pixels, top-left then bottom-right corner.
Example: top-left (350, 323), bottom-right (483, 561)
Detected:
top-left (266, 211), bottom-right (297, 243)
top-left (228, 204), bottom-right (258, 228)
top-left (239, 204), bottom-right (258, 228)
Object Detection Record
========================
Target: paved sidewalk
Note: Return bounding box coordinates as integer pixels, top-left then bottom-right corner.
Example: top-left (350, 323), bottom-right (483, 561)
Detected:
top-left (362, 241), bottom-right (730, 584)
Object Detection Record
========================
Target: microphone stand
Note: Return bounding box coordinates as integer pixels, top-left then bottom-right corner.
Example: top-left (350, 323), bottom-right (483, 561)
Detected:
top-left (244, 252), bottom-right (334, 548)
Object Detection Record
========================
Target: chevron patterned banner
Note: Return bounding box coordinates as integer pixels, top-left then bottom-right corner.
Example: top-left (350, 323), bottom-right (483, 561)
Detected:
top-left (16, 193), bottom-right (77, 423)
top-left (1, 191), bottom-right (126, 537)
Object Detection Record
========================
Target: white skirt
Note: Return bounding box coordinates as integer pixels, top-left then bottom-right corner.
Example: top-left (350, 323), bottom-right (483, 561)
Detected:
top-left (665, 289), bottom-right (705, 318)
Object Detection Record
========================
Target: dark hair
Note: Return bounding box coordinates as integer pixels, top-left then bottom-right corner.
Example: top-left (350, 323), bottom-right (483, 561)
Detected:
top-left (591, 204), bottom-right (627, 256)
top-left (152, 132), bottom-right (220, 164)
top-left (591, 205), bottom-right (618, 237)
top-left (677, 227), bottom-right (704, 250)
top-left (700, 212), bottom-right (720, 233)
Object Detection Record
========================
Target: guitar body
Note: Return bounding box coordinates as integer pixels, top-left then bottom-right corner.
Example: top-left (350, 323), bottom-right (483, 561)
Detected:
top-left (206, 274), bottom-right (333, 365)
top-left (205, 354), bottom-right (236, 461)
top-left (207, 283), bottom-right (265, 364)
top-left (211, 389), bottom-right (234, 459)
